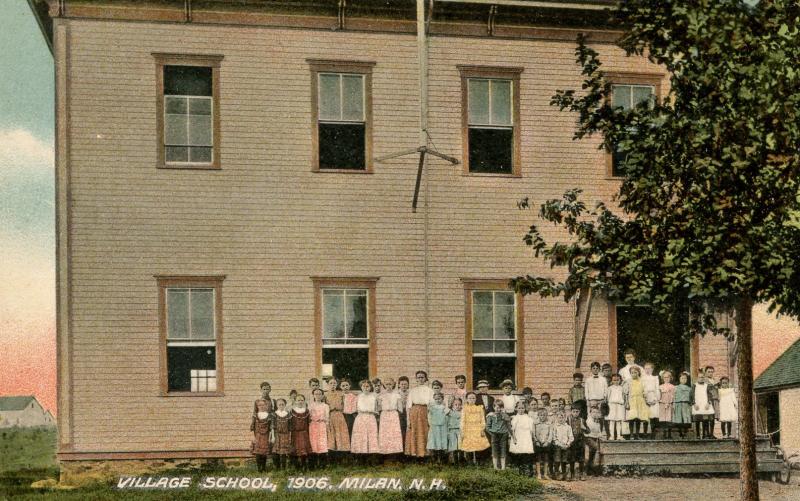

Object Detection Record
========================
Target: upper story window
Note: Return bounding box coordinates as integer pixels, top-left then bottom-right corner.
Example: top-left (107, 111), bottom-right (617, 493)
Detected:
top-left (459, 66), bottom-right (523, 176)
top-left (157, 276), bottom-right (224, 395)
top-left (309, 60), bottom-right (374, 173)
top-left (153, 53), bottom-right (222, 169)
top-left (605, 73), bottom-right (661, 177)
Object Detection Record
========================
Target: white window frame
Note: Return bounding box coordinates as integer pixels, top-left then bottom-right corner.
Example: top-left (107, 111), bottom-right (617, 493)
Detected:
top-left (164, 93), bottom-right (214, 166)
top-left (317, 72), bottom-right (366, 125)
top-left (321, 288), bottom-right (370, 349)
top-left (471, 290), bottom-right (518, 358)
top-left (467, 77), bottom-right (514, 128)
top-left (164, 285), bottom-right (219, 394)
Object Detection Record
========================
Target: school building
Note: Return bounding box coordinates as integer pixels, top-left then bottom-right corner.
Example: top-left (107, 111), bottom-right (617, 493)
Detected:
top-left (30, 0), bottom-right (735, 468)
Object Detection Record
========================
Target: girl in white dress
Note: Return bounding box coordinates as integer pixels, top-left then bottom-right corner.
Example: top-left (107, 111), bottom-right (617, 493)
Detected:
top-left (642, 362), bottom-right (661, 438)
top-left (691, 373), bottom-right (715, 439)
top-left (718, 376), bottom-right (738, 438)
top-left (510, 401), bottom-right (535, 476)
top-left (605, 374), bottom-right (625, 440)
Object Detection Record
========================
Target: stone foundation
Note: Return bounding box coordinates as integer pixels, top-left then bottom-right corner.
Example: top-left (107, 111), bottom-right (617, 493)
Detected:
top-left (59, 457), bottom-right (251, 487)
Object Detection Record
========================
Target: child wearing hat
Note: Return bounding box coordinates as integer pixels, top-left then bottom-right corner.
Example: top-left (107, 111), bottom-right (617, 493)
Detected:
top-left (476, 380), bottom-right (495, 415)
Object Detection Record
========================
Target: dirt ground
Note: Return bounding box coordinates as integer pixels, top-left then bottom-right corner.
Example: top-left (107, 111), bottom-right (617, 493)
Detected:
top-left (538, 476), bottom-right (800, 501)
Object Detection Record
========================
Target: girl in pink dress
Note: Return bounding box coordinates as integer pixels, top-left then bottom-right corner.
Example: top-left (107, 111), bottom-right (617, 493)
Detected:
top-left (308, 388), bottom-right (330, 466)
top-left (351, 379), bottom-right (380, 458)
top-left (378, 377), bottom-right (404, 456)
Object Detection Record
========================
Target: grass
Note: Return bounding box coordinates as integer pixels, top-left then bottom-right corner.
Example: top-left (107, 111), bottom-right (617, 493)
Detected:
top-left (2, 463), bottom-right (542, 500)
top-left (0, 428), bottom-right (541, 499)
top-left (0, 427), bottom-right (57, 472)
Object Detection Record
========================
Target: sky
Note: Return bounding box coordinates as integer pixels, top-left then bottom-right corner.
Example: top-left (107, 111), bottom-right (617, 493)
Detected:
top-left (0, 1), bottom-right (798, 418)
top-left (0, 0), bottom-right (56, 413)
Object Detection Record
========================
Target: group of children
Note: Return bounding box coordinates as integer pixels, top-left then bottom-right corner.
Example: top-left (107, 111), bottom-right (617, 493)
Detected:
top-left (249, 352), bottom-right (739, 480)
top-left (562, 351), bottom-right (740, 442)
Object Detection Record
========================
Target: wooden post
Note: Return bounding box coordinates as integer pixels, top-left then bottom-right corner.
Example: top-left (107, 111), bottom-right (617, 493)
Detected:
top-left (735, 296), bottom-right (759, 501)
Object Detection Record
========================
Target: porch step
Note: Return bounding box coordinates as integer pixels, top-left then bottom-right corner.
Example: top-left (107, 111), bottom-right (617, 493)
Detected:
top-left (598, 438), bottom-right (783, 474)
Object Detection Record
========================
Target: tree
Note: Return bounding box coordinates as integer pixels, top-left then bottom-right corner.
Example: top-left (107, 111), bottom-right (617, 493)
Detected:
top-left (512, 1), bottom-right (800, 499)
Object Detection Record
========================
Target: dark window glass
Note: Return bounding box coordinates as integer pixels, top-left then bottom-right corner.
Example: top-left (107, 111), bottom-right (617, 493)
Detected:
top-left (612, 148), bottom-right (627, 177)
top-left (468, 128), bottom-right (513, 173)
top-left (167, 346), bottom-right (216, 392)
top-left (164, 66), bottom-right (212, 96)
top-left (323, 347), bottom-right (369, 384)
top-left (319, 123), bottom-right (366, 170)
top-left (472, 357), bottom-right (516, 390)
top-left (616, 305), bottom-right (689, 376)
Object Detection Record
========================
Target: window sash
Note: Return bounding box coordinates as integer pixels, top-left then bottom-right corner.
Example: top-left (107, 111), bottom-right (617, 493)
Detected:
top-left (166, 288), bottom-right (216, 341)
top-left (164, 95), bottom-right (213, 164)
top-left (322, 288), bottom-right (369, 343)
top-left (471, 290), bottom-right (517, 346)
top-left (468, 78), bottom-right (513, 127)
top-left (611, 84), bottom-right (655, 110)
top-left (318, 73), bottom-right (365, 123)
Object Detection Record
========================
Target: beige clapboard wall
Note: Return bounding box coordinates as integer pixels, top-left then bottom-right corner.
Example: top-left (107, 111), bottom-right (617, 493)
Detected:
top-left (60, 17), bottom-right (727, 452)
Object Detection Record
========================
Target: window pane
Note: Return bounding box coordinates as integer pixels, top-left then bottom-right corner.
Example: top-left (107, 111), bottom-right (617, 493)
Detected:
top-left (319, 74), bottom-right (341, 121)
top-left (494, 304), bottom-right (515, 339)
top-left (165, 114), bottom-right (188, 145)
top-left (189, 147), bottom-right (212, 163)
top-left (346, 292), bottom-right (368, 339)
top-left (612, 85), bottom-right (632, 109)
top-left (188, 114), bottom-right (212, 146)
top-left (468, 127), bottom-right (513, 173)
top-left (472, 356), bottom-right (515, 390)
top-left (167, 345), bottom-right (216, 392)
top-left (612, 148), bottom-right (627, 177)
top-left (473, 340), bottom-right (493, 354)
top-left (323, 347), bottom-right (369, 385)
top-left (468, 79), bottom-right (490, 125)
top-left (189, 97), bottom-right (212, 115)
top-left (167, 290), bottom-right (189, 339)
top-left (165, 96), bottom-right (187, 114)
top-left (473, 291), bottom-right (493, 304)
top-left (473, 303), bottom-right (493, 339)
top-left (323, 291), bottom-right (345, 339)
top-left (164, 66), bottom-right (212, 96)
top-left (341, 75), bottom-right (364, 122)
top-left (491, 80), bottom-right (512, 125)
top-left (494, 340), bottom-right (516, 354)
top-left (495, 291), bottom-right (515, 306)
top-left (632, 86), bottom-right (654, 107)
top-left (165, 146), bottom-right (188, 163)
top-left (191, 289), bottom-right (215, 340)
top-left (318, 123), bottom-right (366, 170)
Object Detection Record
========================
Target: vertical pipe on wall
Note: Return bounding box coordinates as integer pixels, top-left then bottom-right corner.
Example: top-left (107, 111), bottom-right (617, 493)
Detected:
top-left (416, 0), bottom-right (431, 372)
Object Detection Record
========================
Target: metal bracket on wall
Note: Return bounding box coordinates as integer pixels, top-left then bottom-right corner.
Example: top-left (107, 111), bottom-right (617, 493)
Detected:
top-left (338, 0), bottom-right (347, 30)
top-left (487, 5), bottom-right (498, 36)
top-left (184, 0), bottom-right (192, 23)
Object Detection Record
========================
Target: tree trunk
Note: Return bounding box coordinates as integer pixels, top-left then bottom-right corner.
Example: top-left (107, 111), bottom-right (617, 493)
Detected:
top-left (735, 296), bottom-right (759, 501)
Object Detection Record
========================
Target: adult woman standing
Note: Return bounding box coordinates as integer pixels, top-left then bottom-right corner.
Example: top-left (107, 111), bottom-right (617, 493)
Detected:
top-left (405, 370), bottom-right (434, 458)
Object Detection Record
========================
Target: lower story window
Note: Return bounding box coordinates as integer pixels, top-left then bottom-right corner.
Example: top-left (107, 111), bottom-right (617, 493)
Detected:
top-left (158, 276), bottom-right (224, 394)
top-left (314, 279), bottom-right (377, 382)
top-left (467, 286), bottom-right (520, 389)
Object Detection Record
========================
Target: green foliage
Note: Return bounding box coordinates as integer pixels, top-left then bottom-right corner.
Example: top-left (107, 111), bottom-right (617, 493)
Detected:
top-left (513, 0), bottom-right (800, 334)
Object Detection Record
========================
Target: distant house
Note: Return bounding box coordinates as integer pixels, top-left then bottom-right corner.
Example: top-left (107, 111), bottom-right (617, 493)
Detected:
top-left (754, 339), bottom-right (800, 454)
top-left (0, 396), bottom-right (56, 428)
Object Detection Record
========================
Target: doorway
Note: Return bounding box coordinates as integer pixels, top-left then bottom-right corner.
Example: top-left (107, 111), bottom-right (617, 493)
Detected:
top-left (615, 305), bottom-right (690, 375)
